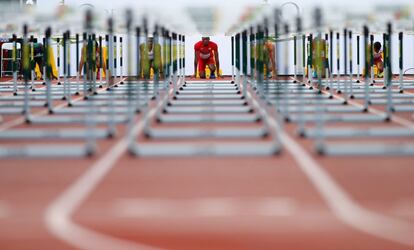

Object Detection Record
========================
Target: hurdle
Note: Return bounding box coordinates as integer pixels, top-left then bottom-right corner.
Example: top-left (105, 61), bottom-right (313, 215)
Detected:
top-left (1, 4), bottom-right (414, 160)
top-left (356, 34), bottom-right (361, 83)
top-left (0, 8), bottom-right (175, 159)
top-left (0, 24), bottom-right (94, 158)
top-left (113, 35), bottom-right (118, 85)
top-left (314, 21), bottom-right (414, 156)
top-left (363, 26), bottom-right (370, 111)
top-left (30, 35), bottom-right (35, 90)
top-left (328, 30), bottom-right (334, 96)
top-left (12, 34), bottom-right (18, 95)
top-left (44, 28), bottom-right (54, 113)
top-left (249, 27), bottom-right (256, 89)
top-left (231, 36), bottom-right (235, 82)
top-left (282, 23), bottom-right (409, 125)
top-left (341, 28), bottom-right (350, 103)
top-left (135, 83), bottom-right (275, 155)
top-left (243, 23), bottom-right (283, 150)
top-left (134, 23), bottom-right (276, 155)
top-left (176, 33), bottom-right (181, 91)
top-left (336, 32), bottom-right (340, 91)
top-left (281, 19), bottom-right (295, 120)
top-left (301, 127), bottom-right (414, 139)
top-left (370, 34), bottom-right (375, 85)
top-left (295, 15), bottom-right (307, 135)
top-left (112, 17), bottom-right (124, 137)
top-left (56, 37), bottom-right (61, 85)
top-left (371, 31), bottom-right (414, 89)
top-left (348, 30), bottom-right (354, 98)
top-left (264, 8), bottom-right (412, 150)
top-left (252, 12), bottom-right (283, 149)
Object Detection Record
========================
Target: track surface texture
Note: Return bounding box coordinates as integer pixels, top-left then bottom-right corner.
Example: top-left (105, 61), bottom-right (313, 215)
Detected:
top-left (1, 75), bottom-right (414, 250)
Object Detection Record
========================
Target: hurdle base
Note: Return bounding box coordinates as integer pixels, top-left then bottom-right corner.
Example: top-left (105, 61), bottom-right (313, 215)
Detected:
top-left (0, 129), bottom-right (109, 140)
top-left (130, 142), bottom-right (281, 157)
top-left (0, 144), bottom-right (92, 158)
top-left (303, 127), bottom-right (414, 139)
top-left (157, 114), bottom-right (261, 124)
top-left (146, 127), bottom-right (268, 139)
top-left (319, 143), bottom-right (414, 156)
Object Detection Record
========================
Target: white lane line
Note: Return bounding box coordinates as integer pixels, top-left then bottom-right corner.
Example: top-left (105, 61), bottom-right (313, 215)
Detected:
top-left (195, 198), bottom-right (237, 217)
top-left (114, 199), bottom-right (171, 218)
top-left (391, 199), bottom-right (414, 217)
top-left (44, 81), bottom-right (175, 250)
top-left (250, 90), bottom-right (414, 247)
top-left (45, 109), bottom-right (163, 250)
top-left (0, 201), bottom-right (10, 219)
top-left (113, 197), bottom-right (297, 219)
top-left (256, 197), bottom-right (297, 217)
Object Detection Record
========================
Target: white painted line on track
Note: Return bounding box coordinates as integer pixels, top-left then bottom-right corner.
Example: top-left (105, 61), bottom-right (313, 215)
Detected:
top-left (194, 198), bottom-right (236, 217)
top-left (44, 80), bottom-right (175, 250)
top-left (44, 77), bottom-right (414, 250)
top-left (112, 197), bottom-right (297, 219)
top-left (0, 201), bottom-right (10, 219)
top-left (250, 89), bottom-right (414, 247)
top-left (45, 109), bottom-right (164, 250)
top-left (256, 197), bottom-right (297, 217)
top-left (391, 199), bottom-right (414, 217)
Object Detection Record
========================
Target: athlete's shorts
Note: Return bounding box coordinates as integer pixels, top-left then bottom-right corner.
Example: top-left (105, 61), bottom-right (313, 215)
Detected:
top-left (198, 57), bottom-right (215, 73)
top-left (374, 57), bottom-right (383, 66)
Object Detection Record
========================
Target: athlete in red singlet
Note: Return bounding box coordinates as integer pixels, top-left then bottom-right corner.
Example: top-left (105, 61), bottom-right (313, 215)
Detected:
top-left (373, 41), bottom-right (384, 74)
top-left (193, 37), bottom-right (220, 79)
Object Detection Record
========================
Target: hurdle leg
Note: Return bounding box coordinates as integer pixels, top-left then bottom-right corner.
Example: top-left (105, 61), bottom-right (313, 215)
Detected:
top-left (293, 35), bottom-right (297, 82)
top-left (313, 8), bottom-right (326, 154)
top-left (62, 33), bottom-right (68, 102)
top-left (363, 26), bottom-right (370, 111)
top-left (23, 25), bottom-right (31, 121)
top-left (30, 40), bottom-right (35, 90)
top-left (182, 35), bottom-right (186, 82)
top-left (108, 21), bottom-right (116, 138)
top-left (119, 36), bottom-right (123, 85)
top-left (298, 22), bottom-right (306, 135)
top-left (85, 12), bottom-right (96, 155)
top-left (99, 36), bottom-right (103, 86)
top-left (45, 28), bottom-right (53, 113)
top-left (242, 31), bottom-right (248, 98)
top-left (76, 33), bottom-right (80, 95)
top-left (302, 34), bottom-right (306, 86)
top-left (356, 35), bottom-right (360, 83)
top-left (370, 34), bottom-right (375, 85)
top-left (328, 31), bottom-right (333, 97)
top-left (307, 34), bottom-right (313, 85)
top-left (336, 32), bottom-right (341, 93)
top-left (348, 30), bottom-right (354, 98)
top-left (398, 32), bottom-right (403, 92)
top-left (57, 38), bottom-right (61, 85)
top-left (12, 35), bottom-right (18, 95)
top-left (385, 23), bottom-right (394, 118)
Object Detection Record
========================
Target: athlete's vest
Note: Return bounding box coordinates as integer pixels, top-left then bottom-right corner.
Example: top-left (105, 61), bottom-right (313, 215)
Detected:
top-left (199, 46), bottom-right (212, 60)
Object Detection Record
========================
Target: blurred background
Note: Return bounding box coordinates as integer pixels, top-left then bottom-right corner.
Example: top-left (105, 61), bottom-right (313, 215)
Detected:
top-left (0, 0), bottom-right (413, 76)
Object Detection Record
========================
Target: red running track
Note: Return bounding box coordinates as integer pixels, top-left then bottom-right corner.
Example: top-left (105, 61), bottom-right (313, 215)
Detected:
top-left (0, 76), bottom-right (414, 250)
